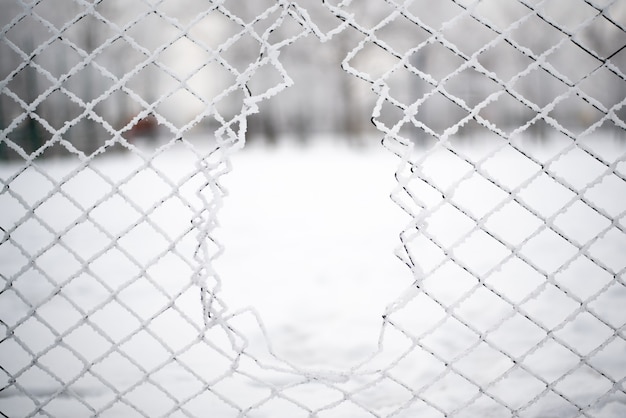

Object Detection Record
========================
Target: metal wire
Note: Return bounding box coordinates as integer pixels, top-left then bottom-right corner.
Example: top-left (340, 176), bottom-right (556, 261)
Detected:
top-left (1, 0), bottom-right (625, 416)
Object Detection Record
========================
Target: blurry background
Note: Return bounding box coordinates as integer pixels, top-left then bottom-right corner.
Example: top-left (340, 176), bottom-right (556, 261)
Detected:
top-left (2, 2), bottom-right (626, 416)
top-left (1, 0), bottom-right (625, 160)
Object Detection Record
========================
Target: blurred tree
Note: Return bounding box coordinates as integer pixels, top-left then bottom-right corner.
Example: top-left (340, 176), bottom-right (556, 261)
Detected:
top-left (2, 0), bottom-right (623, 158)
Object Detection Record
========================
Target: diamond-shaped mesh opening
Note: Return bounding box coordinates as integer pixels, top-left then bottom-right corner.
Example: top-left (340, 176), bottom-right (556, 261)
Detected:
top-left (62, 220), bottom-right (111, 260)
top-left (519, 391), bottom-right (580, 417)
top-left (452, 172), bottom-right (509, 219)
top-left (444, 67), bottom-right (502, 109)
top-left (157, 0), bottom-right (213, 26)
top-left (547, 39), bottom-right (603, 83)
top-left (589, 338), bottom-right (626, 381)
top-left (422, 261), bottom-right (477, 307)
top-left (485, 200), bottom-right (543, 247)
top-left (125, 61), bottom-right (179, 106)
top-left (556, 311), bottom-right (614, 356)
top-left (187, 9), bottom-right (243, 51)
top-left (125, 13), bottom-right (179, 53)
top-left (579, 65), bottom-right (626, 109)
top-left (511, 121), bottom-right (575, 160)
top-left (555, 365), bottom-right (614, 408)
top-left (410, 42), bottom-right (466, 83)
top-left (374, 98), bottom-right (410, 134)
top-left (245, 62), bottom-right (285, 97)
top-left (588, 227), bottom-right (626, 274)
top-left (555, 255), bottom-right (613, 301)
top-left (490, 369), bottom-right (547, 411)
top-left (223, 0), bottom-right (279, 25)
top-left (30, 38), bottom-right (85, 79)
top-left (509, 13), bottom-right (568, 56)
top-left (64, 65), bottom-right (114, 104)
top-left (187, 61), bottom-right (237, 102)
top-left (413, 91), bottom-right (471, 135)
top-left (154, 88), bottom-right (206, 129)
top-left (551, 146), bottom-right (609, 190)
top-left (456, 286), bottom-right (512, 333)
top-left (0, 191), bottom-right (28, 231)
top-left (425, 203), bottom-right (474, 248)
top-left (518, 171), bottom-right (576, 218)
top-left (554, 200), bottom-right (611, 246)
top-left (13, 316), bottom-right (58, 356)
top-left (90, 248), bottom-right (142, 290)
top-left (474, 0), bottom-right (531, 31)
top-left (588, 282), bottom-right (626, 329)
top-left (5, 116), bottom-right (54, 156)
top-left (375, 13), bottom-right (430, 56)
top-left (578, 122), bottom-right (626, 160)
top-left (219, 32), bottom-right (264, 74)
top-left (442, 13), bottom-right (499, 57)
top-left (32, 0), bottom-right (82, 30)
top-left (549, 94), bottom-right (606, 135)
top-left (11, 217), bottom-right (54, 257)
top-left (541, 0), bottom-right (598, 33)
top-left (454, 230), bottom-right (511, 276)
top-left (62, 117), bottom-right (115, 155)
top-left (523, 338), bottom-right (580, 383)
top-left (483, 145), bottom-right (540, 189)
top-left (62, 272), bottom-right (112, 312)
top-left (93, 37), bottom-right (147, 79)
top-left (478, 92), bottom-right (535, 135)
top-left (478, 38), bottom-right (535, 83)
top-left (421, 371), bottom-right (479, 413)
top-left (575, 13), bottom-right (626, 59)
top-left (455, 341), bottom-right (514, 387)
top-left (489, 314), bottom-right (546, 358)
top-left (94, 0), bottom-right (151, 28)
top-left (513, 67), bottom-right (569, 109)
top-left (354, 378), bottom-right (415, 414)
top-left (64, 14), bottom-right (117, 55)
top-left (4, 13), bottom-right (53, 56)
top-left (421, 147), bottom-right (474, 190)
top-left (383, 65), bottom-right (429, 110)
top-left (5, 63), bottom-right (54, 105)
top-left (347, 41), bottom-right (401, 81)
top-left (521, 284), bottom-right (579, 329)
top-left (520, 228), bottom-right (580, 274)
top-left (91, 88), bottom-right (133, 130)
top-left (158, 37), bottom-right (213, 80)
top-left (447, 120), bottom-right (507, 158)
top-left (35, 90), bottom-right (84, 131)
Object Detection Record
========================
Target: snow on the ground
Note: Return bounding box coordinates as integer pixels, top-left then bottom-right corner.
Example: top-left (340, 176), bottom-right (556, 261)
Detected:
top-left (216, 141), bottom-right (410, 368)
top-left (1, 136), bottom-right (625, 417)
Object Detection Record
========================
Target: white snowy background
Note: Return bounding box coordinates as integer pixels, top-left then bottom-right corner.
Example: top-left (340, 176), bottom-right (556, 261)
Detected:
top-left (1, 134), bottom-right (625, 417)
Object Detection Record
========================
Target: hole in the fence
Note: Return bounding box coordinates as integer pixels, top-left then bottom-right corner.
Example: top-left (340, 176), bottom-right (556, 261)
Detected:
top-left (218, 147), bottom-right (409, 367)
top-left (216, 34), bottom-right (409, 368)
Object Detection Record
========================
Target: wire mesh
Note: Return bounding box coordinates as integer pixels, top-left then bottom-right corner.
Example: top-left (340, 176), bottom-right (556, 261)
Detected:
top-left (1, 0), bottom-right (625, 416)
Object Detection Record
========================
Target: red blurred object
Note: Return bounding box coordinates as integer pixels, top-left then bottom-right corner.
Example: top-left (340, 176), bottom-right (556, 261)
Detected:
top-left (123, 114), bottom-right (158, 140)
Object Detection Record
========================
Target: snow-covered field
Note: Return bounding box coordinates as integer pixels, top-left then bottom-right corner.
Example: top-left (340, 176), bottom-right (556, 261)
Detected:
top-left (1, 136), bottom-right (625, 417)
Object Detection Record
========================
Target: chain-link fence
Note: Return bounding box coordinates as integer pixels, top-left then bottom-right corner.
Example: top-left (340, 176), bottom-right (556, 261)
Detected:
top-left (1, 0), bottom-right (625, 416)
